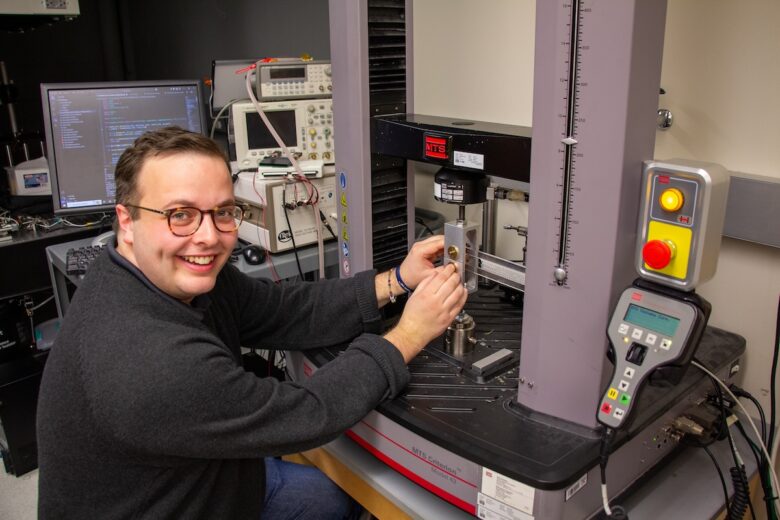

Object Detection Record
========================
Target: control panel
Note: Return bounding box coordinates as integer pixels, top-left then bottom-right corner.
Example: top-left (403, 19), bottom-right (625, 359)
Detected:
top-left (232, 99), bottom-right (335, 168)
top-left (255, 60), bottom-right (332, 101)
top-left (234, 173), bottom-right (336, 253)
top-left (597, 286), bottom-right (705, 429)
top-left (636, 160), bottom-right (729, 291)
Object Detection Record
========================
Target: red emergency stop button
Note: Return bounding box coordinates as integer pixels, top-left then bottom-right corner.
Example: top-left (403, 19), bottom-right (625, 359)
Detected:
top-left (642, 239), bottom-right (675, 269)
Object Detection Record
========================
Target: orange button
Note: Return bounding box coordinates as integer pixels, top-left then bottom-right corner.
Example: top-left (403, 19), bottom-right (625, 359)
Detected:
top-left (642, 240), bottom-right (674, 269)
top-left (659, 188), bottom-right (684, 212)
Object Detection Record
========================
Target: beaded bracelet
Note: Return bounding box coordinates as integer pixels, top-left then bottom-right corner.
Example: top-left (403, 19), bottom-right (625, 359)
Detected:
top-left (395, 266), bottom-right (412, 293)
top-left (388, 269), bottom-right (397, 303)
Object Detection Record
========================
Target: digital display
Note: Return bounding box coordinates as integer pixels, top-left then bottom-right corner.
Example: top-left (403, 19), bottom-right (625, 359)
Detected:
top-left (246, 110), bottom-right (298, 150)
top-left (624, 304), bottom-right (680, 337)
top-left (24, 173), bottom-right (48, 188)
top-left (269, 67), bottom-right (306, 80)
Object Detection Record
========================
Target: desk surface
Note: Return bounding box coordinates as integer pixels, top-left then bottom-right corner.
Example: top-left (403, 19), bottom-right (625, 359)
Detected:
top-left (0, 226), bottom-right (101, 299)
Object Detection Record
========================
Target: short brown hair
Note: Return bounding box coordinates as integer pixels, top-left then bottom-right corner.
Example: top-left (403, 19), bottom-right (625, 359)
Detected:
top-left (114, 126), bottom-right (230, 217)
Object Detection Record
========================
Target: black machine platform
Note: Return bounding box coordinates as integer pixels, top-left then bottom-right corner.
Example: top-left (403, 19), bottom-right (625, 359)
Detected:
top-left (304, 287), bottom-right (746, 491)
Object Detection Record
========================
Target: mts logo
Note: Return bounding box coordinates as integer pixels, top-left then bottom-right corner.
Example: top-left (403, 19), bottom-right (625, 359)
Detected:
top-left (424, 134), bottom-right (450, 160)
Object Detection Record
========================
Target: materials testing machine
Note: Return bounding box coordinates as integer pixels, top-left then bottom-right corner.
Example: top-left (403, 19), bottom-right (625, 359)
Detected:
top-left (288, 1), bottom-right (746, 518)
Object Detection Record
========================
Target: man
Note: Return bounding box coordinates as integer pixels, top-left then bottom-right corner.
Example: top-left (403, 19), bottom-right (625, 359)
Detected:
top-left (37, 127), bottom-right (467, 519)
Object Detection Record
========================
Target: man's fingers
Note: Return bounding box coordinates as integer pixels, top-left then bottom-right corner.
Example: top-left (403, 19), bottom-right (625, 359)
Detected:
top-left (441, 281), bottom-right (467, 311)
top-left (414, 235), bottom-right (444, 257)
top-left (424, 263), bottom-right (457, 293)
top-left (433, 267), bottom-right (463, 296)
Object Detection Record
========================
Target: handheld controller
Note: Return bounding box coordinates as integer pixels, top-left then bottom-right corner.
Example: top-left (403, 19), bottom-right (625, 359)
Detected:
top-left (597, 284), bottom-right (706, 429)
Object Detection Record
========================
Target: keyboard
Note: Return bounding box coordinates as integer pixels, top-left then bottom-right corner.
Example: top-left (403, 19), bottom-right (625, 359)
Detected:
top-left (65, 245), bottom-right (105, 276)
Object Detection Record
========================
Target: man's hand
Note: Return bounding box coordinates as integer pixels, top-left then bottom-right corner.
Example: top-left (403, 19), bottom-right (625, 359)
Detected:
top-left (397, 235), bottom-right (445, 291)
top-left (384, 264), bottom-right (468, 363)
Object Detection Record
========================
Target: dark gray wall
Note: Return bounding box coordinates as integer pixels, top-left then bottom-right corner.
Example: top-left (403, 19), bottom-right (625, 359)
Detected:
top-left (0, 0), bottom-right (330, 149)
top-left (0, 0), bottom-right (107, 141)
top-left (121, 0), bottom-right (330, 80)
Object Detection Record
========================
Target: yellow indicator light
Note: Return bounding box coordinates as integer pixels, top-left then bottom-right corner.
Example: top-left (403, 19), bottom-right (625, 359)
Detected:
top-left (659, 188), bottom-right (684, 212)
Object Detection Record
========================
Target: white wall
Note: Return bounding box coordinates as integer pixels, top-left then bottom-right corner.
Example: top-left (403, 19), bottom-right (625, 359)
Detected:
top-left (412, 0), bottom-right (535, 261)
top-left (412, 0), bottom-right (780, 413)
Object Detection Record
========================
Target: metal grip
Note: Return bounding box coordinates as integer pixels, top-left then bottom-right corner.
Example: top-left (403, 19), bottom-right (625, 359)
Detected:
top-left (444, 221), bottom-right (479, 293)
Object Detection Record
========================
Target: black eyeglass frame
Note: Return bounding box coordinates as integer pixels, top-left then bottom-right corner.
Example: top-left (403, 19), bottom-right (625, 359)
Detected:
top-left (124, 204), bottom-right (246, 237)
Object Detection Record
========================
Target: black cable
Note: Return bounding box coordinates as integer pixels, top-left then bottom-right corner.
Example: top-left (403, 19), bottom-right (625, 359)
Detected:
top-left (735, 423), bottom-right (765, 477)
top-left (281, 189), bottom-right (304, 279)
top-left (731, 385), bottom-right (768, 446)
top-left (318, 210), bottom-right (336, 238)
top-left (415, 217), bottom-right (435, 237)
top-left (598, 428), bottom-right (628, 519)
top-left (600, 428), bottom-right (613, 486)
top-left (727, 431), bottom-right (757, 520)
top-left (769, 295), bottom-right (780, 459)
top-left (746, 394), bottom-right (768, 447)
top-left (267, 349), bottom-right (276, 378)
top-left (712, 377), bottom-right (757, 520)
top-left (735, 420), bottom-right (777, 520)
top-left (703, 445), bottom-right (731, 515)
top-left (730, 465), bottom-right (752, 520)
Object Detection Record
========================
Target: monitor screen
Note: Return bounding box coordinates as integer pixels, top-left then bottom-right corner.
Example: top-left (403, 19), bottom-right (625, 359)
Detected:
top-left (245, 109), bottom-right (297, 150)
top-left (41, 80), bottom-right (205, 215)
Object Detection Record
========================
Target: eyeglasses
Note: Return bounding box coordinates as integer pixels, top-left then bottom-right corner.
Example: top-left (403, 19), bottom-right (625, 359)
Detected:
top-left (125, 204), bottom-right (246, 237)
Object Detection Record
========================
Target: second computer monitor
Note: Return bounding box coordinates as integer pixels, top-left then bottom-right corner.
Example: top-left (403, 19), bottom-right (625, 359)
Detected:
top-left (41, 80), bottom-right (206, 216)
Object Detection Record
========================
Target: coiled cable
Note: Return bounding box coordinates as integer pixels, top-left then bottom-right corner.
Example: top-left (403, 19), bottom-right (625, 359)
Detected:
top-left (729, 465), bottom-right (750, 520)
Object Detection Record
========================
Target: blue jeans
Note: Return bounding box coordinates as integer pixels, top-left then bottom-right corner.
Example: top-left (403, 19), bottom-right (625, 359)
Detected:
top-left (263, 457), bottom-right (364, 519)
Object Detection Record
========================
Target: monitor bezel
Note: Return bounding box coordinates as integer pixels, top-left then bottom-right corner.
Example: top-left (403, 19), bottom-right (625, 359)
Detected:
top-left (40, 79), bottom-right (207, 216)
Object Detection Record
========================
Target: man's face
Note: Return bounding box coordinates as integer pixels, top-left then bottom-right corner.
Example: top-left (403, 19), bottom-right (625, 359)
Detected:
top-left (116, 152), bottom-right (237, 303)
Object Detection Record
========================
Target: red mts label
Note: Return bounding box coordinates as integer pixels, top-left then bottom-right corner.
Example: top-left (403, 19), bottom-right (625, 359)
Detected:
top-left (424, 134), bottom-right (449, 160)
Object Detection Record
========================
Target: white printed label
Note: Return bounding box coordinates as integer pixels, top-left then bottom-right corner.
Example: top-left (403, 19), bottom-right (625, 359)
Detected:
top-left (478, 493), bottom-right (534, 520)
top-left (454, 150), bottom-right (485, 170)
top-left (481, 468), bottom-right (535, 515)
top-left (565, 474), bottom-right (588, 501)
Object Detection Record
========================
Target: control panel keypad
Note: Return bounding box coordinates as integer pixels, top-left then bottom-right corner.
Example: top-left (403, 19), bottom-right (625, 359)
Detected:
top-left (617, 323), bottom-right (673, 367)
top-left (259, 63), bottom-right (332, 101)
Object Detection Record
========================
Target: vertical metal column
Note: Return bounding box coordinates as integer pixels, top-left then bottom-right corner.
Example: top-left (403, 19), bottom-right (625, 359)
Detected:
top-left (404, 0), bottom-right (416, 249)
top-left (519, 0), bottom-right (668, 428)
top-left (329, 0), bottom-right (374, 276)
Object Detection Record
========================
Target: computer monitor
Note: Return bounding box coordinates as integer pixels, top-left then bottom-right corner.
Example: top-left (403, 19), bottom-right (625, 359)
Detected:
top-left (41, 80), bottom-right (206, 215)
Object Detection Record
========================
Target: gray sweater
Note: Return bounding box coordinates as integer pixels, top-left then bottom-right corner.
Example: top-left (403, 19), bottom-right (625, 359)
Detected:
top-left (37, 244), bottom-right (409, 519)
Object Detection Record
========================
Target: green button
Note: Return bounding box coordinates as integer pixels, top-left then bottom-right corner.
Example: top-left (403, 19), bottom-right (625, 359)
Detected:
top-left (619, 393), bottom-right (631, 406)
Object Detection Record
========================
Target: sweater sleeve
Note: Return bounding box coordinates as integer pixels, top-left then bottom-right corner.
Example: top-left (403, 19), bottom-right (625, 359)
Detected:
top-left (89, 318), bottom-right (410, 460)
top-left (221, 266), bottom-right (383, 350)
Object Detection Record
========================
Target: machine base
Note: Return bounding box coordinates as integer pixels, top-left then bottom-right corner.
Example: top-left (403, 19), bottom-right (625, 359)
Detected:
top-left (289, 288), bottom-right (745, 518)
